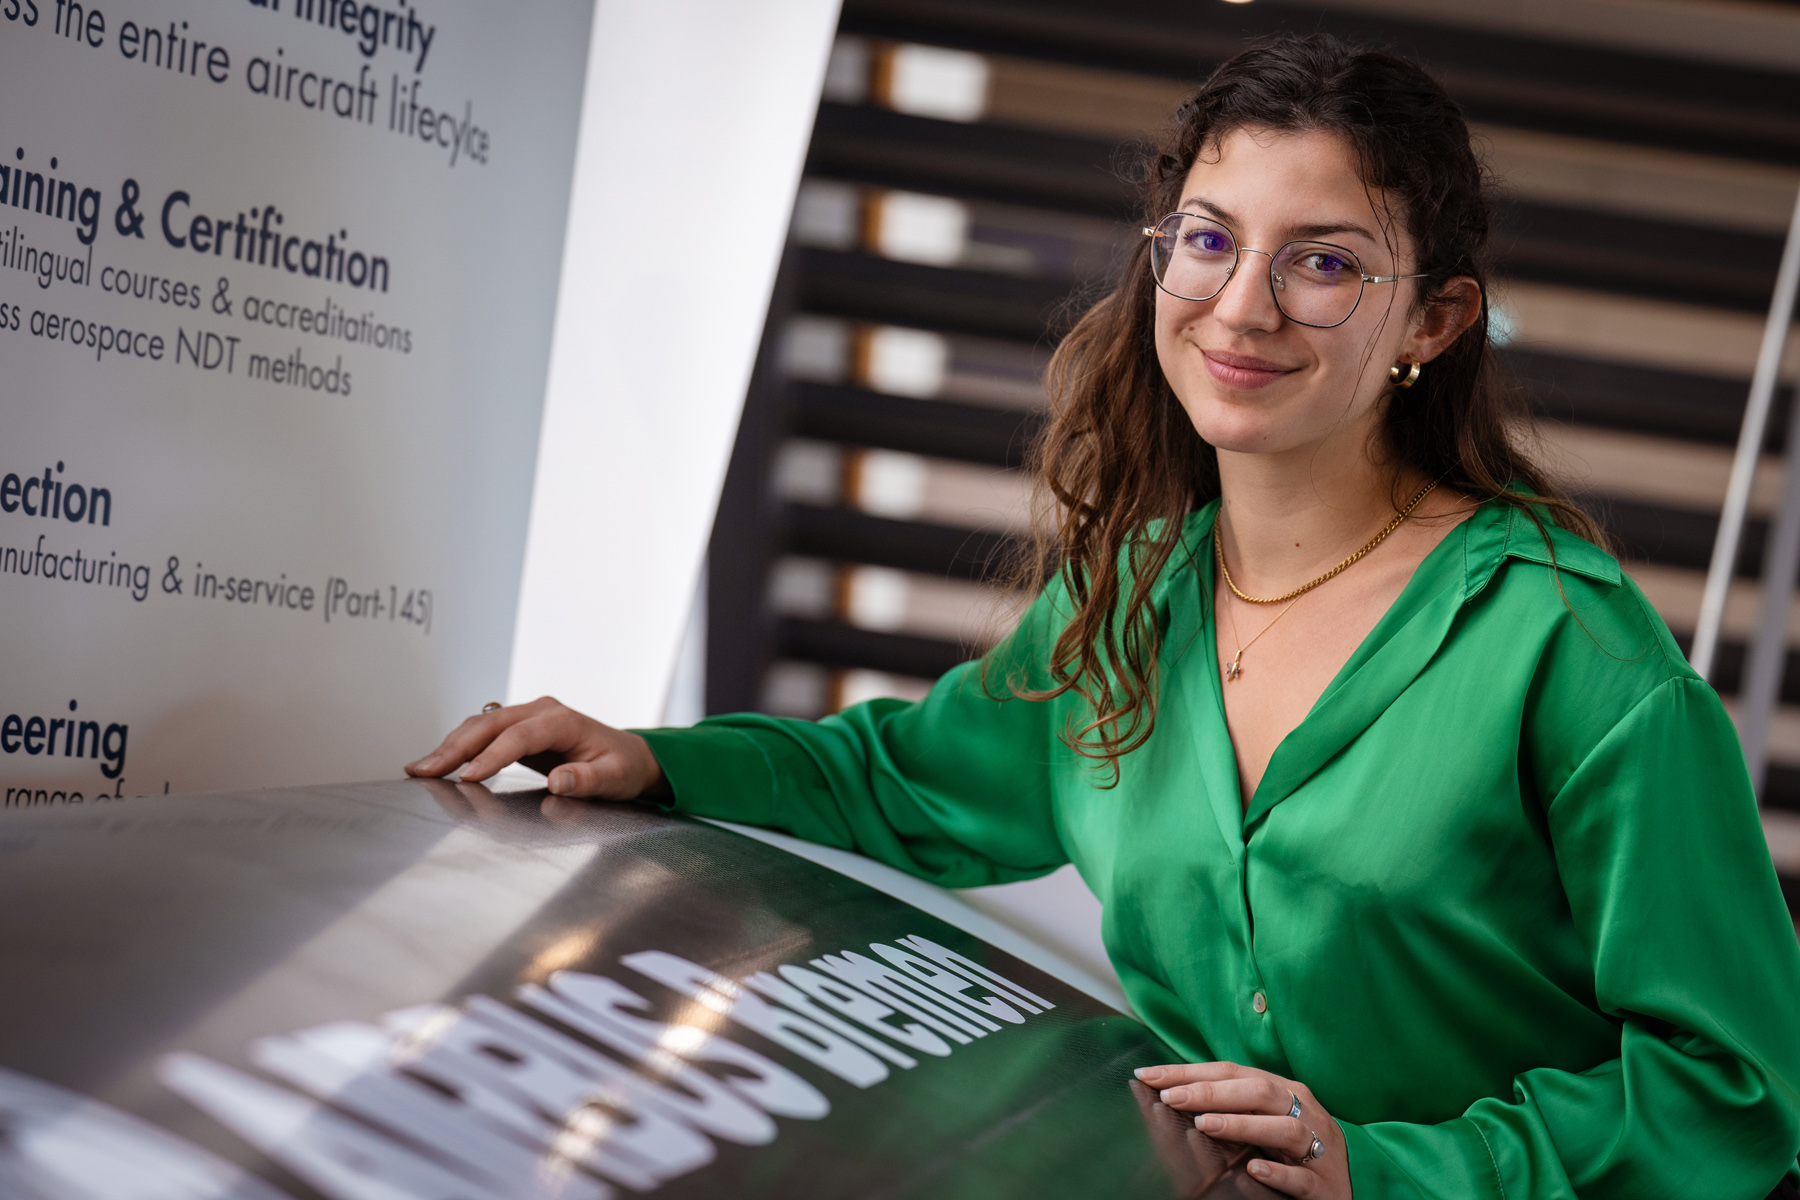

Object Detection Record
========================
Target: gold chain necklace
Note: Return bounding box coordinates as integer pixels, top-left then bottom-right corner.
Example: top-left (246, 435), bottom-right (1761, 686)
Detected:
top-left (1214, 480), bottom-right (1438, 606)
top-left (1213, 480), bottom-right (1438, 684)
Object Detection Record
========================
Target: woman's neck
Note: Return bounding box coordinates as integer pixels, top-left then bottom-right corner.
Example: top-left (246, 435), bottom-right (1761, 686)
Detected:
top-left (1214, 443), bottom-right (1424, 597)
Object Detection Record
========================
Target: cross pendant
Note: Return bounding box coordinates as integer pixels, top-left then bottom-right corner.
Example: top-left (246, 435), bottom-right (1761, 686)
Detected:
top-left (1223, 658), bottom-right (1242, 682)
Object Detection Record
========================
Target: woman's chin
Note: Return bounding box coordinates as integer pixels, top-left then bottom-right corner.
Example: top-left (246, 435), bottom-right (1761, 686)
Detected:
top-left (1184, 407), bottom-right (1300, 456)
top-left (1181, 391), bottom-right (1370, 460)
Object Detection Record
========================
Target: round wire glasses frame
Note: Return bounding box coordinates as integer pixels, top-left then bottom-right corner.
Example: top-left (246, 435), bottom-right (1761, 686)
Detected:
top-left (1142, 212), bottom-right (1427, 329)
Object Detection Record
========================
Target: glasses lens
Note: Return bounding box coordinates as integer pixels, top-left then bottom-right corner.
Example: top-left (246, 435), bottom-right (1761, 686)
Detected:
top-left (1151, 214), bottom-right (1235, 301)
top-left (1270, 242), bottom-right (1364, 326)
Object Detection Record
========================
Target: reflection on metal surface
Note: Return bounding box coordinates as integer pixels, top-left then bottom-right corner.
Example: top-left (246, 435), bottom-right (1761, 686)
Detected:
top-left (0, 1066), bottom-right (294, 1200)
top-left (1129, 1080), bottom-right (1284, 1200)
top-left (158, 1053), bottom-right (515, 1200)
top-left (0, 778), bottom-right (1200, 1197)
top-left (161, 932), bottom-right (1072, 1196)
top-left (532, 929), bottom-right (605, 979)
top-left (211, 822), bottom-right (602, 1027)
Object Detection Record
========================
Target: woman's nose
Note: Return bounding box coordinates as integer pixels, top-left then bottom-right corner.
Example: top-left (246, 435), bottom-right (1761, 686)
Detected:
top-left (1210, 251), bottom-right (1284, 332)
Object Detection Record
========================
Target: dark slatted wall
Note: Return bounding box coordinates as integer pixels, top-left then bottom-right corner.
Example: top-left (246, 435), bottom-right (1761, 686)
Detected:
top-left (704, 0), bottom-right (1800, 915)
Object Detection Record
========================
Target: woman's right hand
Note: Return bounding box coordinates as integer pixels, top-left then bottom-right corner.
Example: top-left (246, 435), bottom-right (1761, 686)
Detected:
top-left (404, 696), bottom-right (668, 800)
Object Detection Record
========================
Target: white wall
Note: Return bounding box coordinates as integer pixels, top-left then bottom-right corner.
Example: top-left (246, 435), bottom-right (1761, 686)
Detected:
top-left (508, 0), bottom-right (842, 725)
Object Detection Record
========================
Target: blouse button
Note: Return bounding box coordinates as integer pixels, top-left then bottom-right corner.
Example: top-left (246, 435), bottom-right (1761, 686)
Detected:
top-left (1252, 991), bottom-right (1267, 1014)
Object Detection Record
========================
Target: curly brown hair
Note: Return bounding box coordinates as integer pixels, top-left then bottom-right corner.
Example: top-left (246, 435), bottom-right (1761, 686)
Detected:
top-left (1001, 32), bottom-right (1603, 780)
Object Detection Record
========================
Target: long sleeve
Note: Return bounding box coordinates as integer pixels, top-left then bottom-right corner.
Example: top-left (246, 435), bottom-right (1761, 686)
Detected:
top-left (1340, 676), bottom-right (1800, 1198)
top-left (636, 583), bottom-right (1076, 889)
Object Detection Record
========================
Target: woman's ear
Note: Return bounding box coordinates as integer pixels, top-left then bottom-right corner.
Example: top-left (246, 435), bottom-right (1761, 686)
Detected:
top-left (1404, 276), bottom-right (1483, 364)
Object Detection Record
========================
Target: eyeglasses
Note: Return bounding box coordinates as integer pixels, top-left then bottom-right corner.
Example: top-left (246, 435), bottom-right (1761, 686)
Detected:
top-left (1142, 212), bottom-right (1426, 329)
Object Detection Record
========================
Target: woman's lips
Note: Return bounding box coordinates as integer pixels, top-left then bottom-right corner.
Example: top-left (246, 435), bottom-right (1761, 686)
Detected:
top-left (1203, 350), bottom-right (1296, 390)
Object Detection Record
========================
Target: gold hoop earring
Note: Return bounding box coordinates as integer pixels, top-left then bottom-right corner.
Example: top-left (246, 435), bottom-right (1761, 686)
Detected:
top-left (1389, 361), bottom-right (1421, 390)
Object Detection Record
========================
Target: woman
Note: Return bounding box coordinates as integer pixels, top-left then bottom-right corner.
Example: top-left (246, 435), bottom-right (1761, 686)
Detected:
top-left (409, 35), bottom-right (1800, 1199)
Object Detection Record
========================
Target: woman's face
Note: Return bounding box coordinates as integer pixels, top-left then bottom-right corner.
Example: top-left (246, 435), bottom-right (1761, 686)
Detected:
top-left (1154, 127), bottom-right (1448, 462)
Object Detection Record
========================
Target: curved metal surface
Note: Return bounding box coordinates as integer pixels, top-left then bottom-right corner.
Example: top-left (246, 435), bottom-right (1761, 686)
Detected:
top-left (0, 778), bottom-right (1272, 1199)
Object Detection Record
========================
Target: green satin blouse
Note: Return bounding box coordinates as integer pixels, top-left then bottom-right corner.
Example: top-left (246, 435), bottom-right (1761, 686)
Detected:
top-left (639, 498), bottom-right (1800, 1197)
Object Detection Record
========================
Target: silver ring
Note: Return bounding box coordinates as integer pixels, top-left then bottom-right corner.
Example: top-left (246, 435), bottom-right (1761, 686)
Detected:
top-left (1287, 1091), bottom-right (1302, 1120)
top-left (1300, 1131), bottom-right (1324, 1164)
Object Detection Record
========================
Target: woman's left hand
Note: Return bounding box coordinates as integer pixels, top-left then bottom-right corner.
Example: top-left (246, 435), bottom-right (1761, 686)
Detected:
top-left (1134, 1061), bottom-right (1350, 1199)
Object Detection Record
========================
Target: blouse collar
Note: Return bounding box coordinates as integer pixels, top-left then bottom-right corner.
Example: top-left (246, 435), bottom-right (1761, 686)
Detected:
top-left (1164, 495), bottom-right (1617, 836)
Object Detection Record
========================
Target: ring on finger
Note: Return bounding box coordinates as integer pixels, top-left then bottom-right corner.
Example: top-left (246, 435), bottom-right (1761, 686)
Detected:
top-left (1300, 1131), bottom-right (1324, 1164)
top-left (482, 701), bottom-right (502, 713)
top-left (1286, 1091), bottom-right (1302, 1120)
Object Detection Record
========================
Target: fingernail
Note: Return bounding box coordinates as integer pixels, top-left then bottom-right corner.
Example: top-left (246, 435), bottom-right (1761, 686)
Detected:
top-left (548, 771), bottom-right (568, 795)
top-left (1199, 1114), bottom-right (1225, 1133)
top-left (1160, 1087), bottom-right (1187, 1105)
top-left (1249, 1161), bottom-right (1270, 1177)
top-left (1134, 1067), bottom-right (1162, 1082)
top-left (461, 761), bottom-right (484, 780)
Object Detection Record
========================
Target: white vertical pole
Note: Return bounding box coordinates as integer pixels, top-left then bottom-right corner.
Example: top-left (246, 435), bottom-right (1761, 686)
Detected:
top-left (1690, 185), bottom-right (1800, 681)
top-left (1742, 397), bottom-right (1800, 794)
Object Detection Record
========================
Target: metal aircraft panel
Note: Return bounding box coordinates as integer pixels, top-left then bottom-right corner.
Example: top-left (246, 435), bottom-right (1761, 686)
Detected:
top-left (0, 778), bottom-right (1273, 1198)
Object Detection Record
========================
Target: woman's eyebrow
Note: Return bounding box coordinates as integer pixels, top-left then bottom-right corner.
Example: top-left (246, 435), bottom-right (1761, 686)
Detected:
top-left (1290, 221), bottom-right (1378, 244)
top-left (1180, 196), bottom-right (1237, 225)
top-left (1179, 196), bottom-right (1379, 245)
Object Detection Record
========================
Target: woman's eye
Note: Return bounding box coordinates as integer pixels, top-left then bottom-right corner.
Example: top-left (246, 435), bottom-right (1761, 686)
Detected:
top-left (1186, 232), bottom-right (1230, 253)
top-left (1301, 252), bottom-right (1350, 276)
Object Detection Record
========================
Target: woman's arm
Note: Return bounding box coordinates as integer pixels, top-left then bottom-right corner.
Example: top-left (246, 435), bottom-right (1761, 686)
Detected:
top-left (1344, 676), bottom-right (1800, 1198)
top-left (636, 655), bottom-right (1067, 889)
top-left (406, 581), bottom-right (1077, 889)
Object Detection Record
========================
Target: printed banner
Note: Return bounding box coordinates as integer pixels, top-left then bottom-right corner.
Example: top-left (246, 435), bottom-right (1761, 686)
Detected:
top-left (0, 0), bottom-right (592, 802)
top-left (0, 780), bottom-right (1264, 1197)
